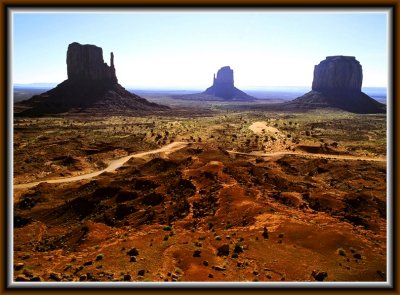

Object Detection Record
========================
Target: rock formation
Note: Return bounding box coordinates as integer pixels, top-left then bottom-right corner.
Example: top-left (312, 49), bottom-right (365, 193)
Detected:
top-left (312, 56), bottom-right (363, 93)
top-left (203, 66), bottom-right (255, 101)
top-left (285, 56), bottom-right (385, 113)
top-left (15, 42), bottom-right (167, 116)
top-left (66, 42), bottom-right (117, 83)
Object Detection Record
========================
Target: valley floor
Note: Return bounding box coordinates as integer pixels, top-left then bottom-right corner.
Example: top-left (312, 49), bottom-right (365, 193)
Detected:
top-left (12, 109), bottom-right (387, 283)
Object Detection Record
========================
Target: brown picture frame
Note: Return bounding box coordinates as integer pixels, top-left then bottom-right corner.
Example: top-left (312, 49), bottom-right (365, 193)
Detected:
top-left (1, 1), bottom-right (398, 294)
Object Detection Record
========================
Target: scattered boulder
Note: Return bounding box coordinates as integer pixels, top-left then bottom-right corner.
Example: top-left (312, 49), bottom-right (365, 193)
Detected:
top-left (127, 248), bottom-right (139, 257)
top-left (217, 244), bottom-right (230, 256)
top-left (312, 270), bottom-right (328, 281)
top-left (49, 272), bottom-right (61, 281)
top-left (193, 250), bottom-right (202, 257)
top-left (130, 256), bottom-right (137, 262)
top-left (262, 226), bottom-right (269, 239)
top-left (15, 275), bottom-right (29, 281)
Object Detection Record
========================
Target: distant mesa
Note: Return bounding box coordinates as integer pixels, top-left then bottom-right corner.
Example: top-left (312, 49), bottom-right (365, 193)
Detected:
top-left (15, 42), bottom-right (168, 116)
top-left (283, 56), bottom-right (385, 113)
top-left (173, 66), bottom-right (255, 101)
top-left (203, 66), bottom-right (255, 100)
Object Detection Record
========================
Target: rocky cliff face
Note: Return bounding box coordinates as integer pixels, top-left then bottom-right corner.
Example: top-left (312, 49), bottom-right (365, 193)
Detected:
top-left (284, 56), bottom-right (385, 114)
top-left (312, 56), bottom-right (363, 93)
top-left (16, 42), bottom-right (167, 116)
top-left (204, 66), bottom-right (254, 101)
top-left (215, 66), bottom-right (234, 84)
top-left (66, 42), bottom-right (117, 83)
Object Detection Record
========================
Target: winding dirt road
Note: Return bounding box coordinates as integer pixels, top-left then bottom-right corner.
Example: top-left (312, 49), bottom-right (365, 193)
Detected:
top-left (14, 141), bottom-right (385, 190)
top-left (14, 142), bottom-right (188, 190)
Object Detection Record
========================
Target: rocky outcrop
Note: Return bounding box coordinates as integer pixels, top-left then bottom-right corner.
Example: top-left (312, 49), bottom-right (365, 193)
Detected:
top-left (312, 56), bottom-right (363, 93)
top-left (284, 56), bottom-right (385, 114)
top-left (66, 42), bottom-right (117, 83)
top-left (15, 42), bottom-right (168, 116)
top-left (203, 66), bottom-right (255, 101)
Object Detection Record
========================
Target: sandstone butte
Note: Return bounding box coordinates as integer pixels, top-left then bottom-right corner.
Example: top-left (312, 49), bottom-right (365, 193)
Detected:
top-left (15, 42), bottom-right (168, 116)
top-left (285, 56), bottom-right (385, 114)
top-left (203, 66), bottom-right (255, 101)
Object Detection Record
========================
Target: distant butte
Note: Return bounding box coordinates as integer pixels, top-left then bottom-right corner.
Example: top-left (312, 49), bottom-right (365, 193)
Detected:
top-left (203, 66), bottom-right (255, 101)
top-left (15, 42), bottom-right (168, 116)
top-left (282, 56), bottom-right (385, 114)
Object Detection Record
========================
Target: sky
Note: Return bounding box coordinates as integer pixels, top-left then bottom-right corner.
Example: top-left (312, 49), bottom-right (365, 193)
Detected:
top-left (12, 9), bottom-right (389, 89)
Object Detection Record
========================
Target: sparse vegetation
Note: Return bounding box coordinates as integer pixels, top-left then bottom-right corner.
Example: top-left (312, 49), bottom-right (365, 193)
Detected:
top-left (13, 105), bottom-right (386, 282)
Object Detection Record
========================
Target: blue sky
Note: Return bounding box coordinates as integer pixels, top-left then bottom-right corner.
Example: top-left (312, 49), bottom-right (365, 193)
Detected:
top-left (12, 9), bottom-right (389, 89)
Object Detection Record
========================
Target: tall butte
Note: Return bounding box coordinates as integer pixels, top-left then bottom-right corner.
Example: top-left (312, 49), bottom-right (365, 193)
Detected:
top-left (203, 66), bottom-right (255, 100)
top-left (286, 56), bottom-right (385, 114)
top-left (15, 42), bottom-right (168, 116)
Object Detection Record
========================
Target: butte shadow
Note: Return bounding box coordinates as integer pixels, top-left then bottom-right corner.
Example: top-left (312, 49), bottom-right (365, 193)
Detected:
top-left (14, 42), bottom-right (169, 117)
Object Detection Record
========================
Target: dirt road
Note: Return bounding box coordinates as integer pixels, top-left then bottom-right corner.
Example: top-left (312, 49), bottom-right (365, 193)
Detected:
top-left (14, 142), bottom-right (188, 190)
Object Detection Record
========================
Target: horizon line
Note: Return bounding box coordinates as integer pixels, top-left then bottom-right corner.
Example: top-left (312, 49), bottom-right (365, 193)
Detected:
top-left (13, 83), bottom-right (388, 89)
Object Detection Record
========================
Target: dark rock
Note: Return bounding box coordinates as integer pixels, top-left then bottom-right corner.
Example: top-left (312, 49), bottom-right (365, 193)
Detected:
top-left (15, 275), bottom-right (29, 281)
top-left (14, 215), bottom-right (32, 228)
top-left (137, 269), bottom-right (145, 276)
top-left (193, 250), bottom-right (201, 257)
top-left (377, 270), bottom-right (385, 279)
top-left (262, 226), bottom-right (269, 239)
top-left (353, 253), bottom-right (362, 259)
top-left (15, 42), bottom-right (168, 116)
top-left (22, 269), bottom-right (33, 278)
top-left (30, 276), bottom-right (41, 281)
top-left (95, 254), bottom-right (104, 261)
top-left (14, 263), bottom-right (24, 271)
top-left (130, 256), bottom-right (137, 262)
top-left (203, 260), bottom-right (209, 266)
top-left (127, 248), bottom-right (139, 256)
top-left (233, 244), bottom-right (244, 254)
top-left (284, 56), bottom-right (385, 114)
top-left (312, 270), bottom-right (328, 281)
top-left (203, 66), bottom-right (255, 101)
top-left (217, 244), bottom-right (230, 256)
top-left (214, 265), bottom-right (227, 271)
top-left (83, 261), bottom-right (93, 266)
top-left (123, 274), bottom-right (131, 281)
top-left (49, 272), bottom-right (61, 281)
